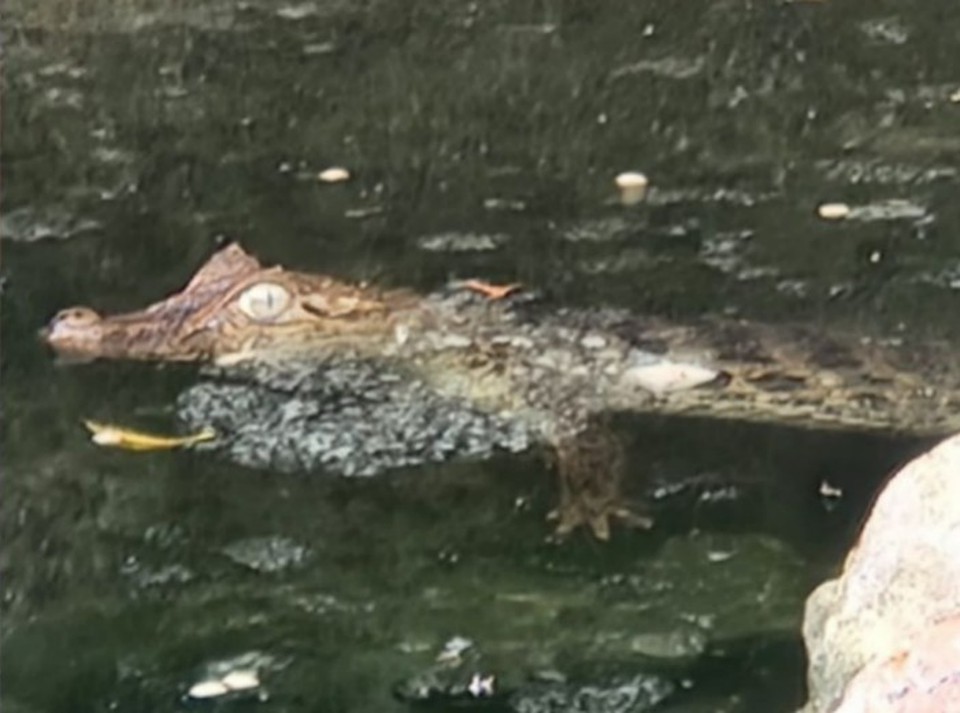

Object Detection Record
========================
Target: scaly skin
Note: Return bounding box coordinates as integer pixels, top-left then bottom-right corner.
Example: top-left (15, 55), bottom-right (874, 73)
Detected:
top-left (40, 243), bottom-right (960, 539)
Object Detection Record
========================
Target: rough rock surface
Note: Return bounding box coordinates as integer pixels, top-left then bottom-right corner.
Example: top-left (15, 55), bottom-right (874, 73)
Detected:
top-left (831, 614), bottom-right (960, 713)
top-left (800, 433), bottom-right (960, 712)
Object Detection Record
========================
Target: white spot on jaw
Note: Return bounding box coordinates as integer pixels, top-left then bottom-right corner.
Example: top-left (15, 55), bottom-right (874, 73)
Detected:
top-left (214, 350), bottom-right (256, 367)
top-left (623, 358), bottom-right (720, 396)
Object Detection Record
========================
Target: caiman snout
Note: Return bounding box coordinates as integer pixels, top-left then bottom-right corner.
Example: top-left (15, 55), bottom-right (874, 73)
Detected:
top-left (39, 306), bottom-right (105, 360)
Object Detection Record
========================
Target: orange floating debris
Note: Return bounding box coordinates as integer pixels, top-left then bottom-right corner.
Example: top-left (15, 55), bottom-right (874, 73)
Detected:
top-left (461, 279), bottom-right (523, 300)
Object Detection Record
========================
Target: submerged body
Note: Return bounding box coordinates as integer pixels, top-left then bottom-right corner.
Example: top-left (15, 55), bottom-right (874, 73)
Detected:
top-left (41, 243), bottom-right (960, 538)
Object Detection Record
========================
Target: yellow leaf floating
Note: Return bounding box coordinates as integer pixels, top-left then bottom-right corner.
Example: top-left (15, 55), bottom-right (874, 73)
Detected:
top-left (83, 420), bottom-right (217, 451)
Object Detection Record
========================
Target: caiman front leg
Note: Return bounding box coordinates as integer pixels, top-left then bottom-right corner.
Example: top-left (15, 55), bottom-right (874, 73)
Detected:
top-left (546, 417), bottom-right (653, 541)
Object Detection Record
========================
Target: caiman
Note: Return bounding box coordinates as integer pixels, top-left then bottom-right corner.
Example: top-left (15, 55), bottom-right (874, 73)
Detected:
top-left (40, 242), bottom-right (960, 540)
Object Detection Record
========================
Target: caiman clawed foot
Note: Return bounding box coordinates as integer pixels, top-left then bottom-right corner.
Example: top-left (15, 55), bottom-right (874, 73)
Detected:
top-left (547, 417), bottom-right (653, 541)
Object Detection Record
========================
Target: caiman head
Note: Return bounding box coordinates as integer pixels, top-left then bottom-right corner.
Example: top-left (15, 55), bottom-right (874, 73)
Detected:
top-left (41, 243), bottom-right (422, 365)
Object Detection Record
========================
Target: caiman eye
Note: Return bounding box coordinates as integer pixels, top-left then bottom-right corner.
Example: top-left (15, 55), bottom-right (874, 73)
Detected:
top-left (236, 282), bottom-right (291, 321)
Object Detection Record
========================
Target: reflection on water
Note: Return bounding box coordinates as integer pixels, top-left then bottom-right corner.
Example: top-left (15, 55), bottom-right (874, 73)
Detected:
top-left (3, 0), bottom-right (960, 711)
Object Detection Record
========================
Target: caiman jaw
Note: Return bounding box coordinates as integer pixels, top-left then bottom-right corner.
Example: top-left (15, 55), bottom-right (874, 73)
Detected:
top-left (40, 304), bottom-right (213, 363)
top-left (40, 243), bottom-right (417, 365)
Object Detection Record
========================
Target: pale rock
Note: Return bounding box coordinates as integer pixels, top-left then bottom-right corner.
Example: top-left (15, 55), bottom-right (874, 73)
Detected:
top-left (800, 433), bottom-right (960, 712)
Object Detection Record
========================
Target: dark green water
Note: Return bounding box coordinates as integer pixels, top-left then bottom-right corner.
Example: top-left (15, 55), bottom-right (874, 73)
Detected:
top-left (3, 1), bottom-right (960, 711)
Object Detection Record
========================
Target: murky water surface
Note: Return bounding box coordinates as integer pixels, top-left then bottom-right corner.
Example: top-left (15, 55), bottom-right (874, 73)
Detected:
top-left (4, 1), bottom-right (960, 711)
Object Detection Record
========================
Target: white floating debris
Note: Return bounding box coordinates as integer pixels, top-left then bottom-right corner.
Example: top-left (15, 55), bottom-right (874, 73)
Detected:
top-left (951, 89), bottom-right (960, 104)
top-left (222, 670), bottom-right (261, 691)
top-left (819, 480), bottom-right (843, 499)
top-left (318, 167), bottom-right (350, 183)
top-left (819, 479), bottom-right (844, 512)
top-left (468, 673), bottom-right (496, 697)
top-left (615, 172), bottom-right (649, 206)
top-left (817, 202), bottom-right (851, 221)
top-left (625, 361), bottom-right (720, 396)
top-left (188, 680), bottom-right (230, 699)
